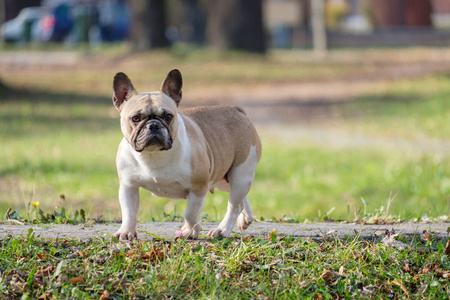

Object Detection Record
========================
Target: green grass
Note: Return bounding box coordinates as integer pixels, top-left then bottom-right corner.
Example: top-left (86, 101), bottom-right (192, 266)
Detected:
top-left (1, 230), bottom-right (449, 299)
top-left (1, 74), bottom-right (449, 222)
top-left (338, 75), bottom-right (450, 140)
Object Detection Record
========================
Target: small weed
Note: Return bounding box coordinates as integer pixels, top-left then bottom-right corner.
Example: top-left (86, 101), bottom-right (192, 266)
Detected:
top-left (4, 196), bottom-right (89, 225)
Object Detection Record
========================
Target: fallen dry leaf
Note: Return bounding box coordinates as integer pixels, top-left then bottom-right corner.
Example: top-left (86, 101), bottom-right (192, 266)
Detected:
top-left (403, 263), bottom-right (411, 273)
top-left (35, 266), bottom-right (54, 278)
top-left (421, 266), bottom-right (431, 274)
top-left (265, 229), bottom-right (277, 241)
top-left (242, 235), bottom-right (255, 242)
top-left (125, 249), bottom-right (136, 257)
top-left (99, 289), bottom-right (110, 300)
top-left (423, 230), bottom-right (433, 242)
top-left (69, 277), bottom-right (84, 283)
top-left (10, 282), bottom-right (26, 293)
top-left (392, 279), bottom-right (410, 298)
top-left (77, 251), bottom-right (90, 258)
top-left (36, 253), bottom-right (47, 260)
top-left (298, 280), bottom-right (312, 288)
top-left (318, 269), bottom-right (336, 283)
top-left (139, 246), bottom-right (166, 262)
top-left (37, 292), bottom-right (57, 300)
top-left (381, 234), bottom-right (410, 250)
top-left (445, 239), bottom-right (450, 255)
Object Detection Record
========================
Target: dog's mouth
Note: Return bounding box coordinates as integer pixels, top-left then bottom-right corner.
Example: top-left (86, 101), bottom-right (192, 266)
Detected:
top-left (131, 118), bottom-right (173, 152)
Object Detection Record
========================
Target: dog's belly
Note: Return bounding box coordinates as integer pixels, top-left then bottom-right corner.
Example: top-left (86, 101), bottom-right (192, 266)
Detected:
top-left (140, 178), bottom-right (190, 199)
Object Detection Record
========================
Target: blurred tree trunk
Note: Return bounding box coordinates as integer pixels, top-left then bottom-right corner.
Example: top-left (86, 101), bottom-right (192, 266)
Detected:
top-left (0, 0), bottom-right (5, 25)
top-left (129, 0), bottom-right (169, 51)
top-left (206, 0), bottom-right (266, 54)
top-left (311, 0), bottom-right (327, 55)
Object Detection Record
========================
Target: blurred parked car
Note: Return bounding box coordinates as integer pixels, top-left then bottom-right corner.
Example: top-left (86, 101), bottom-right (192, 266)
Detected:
top-left (1, 7), bottom-right (42, 42)
top-left (40, 4), bottom-right (73, 42)
top-left (1, 0), bottom-right (129, 45)
top-left (97, 0), bottom-right (130, 42)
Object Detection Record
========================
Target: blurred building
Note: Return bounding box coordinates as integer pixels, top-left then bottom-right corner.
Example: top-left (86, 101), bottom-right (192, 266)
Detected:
top-left (266, 0), bottom-right (450, 48)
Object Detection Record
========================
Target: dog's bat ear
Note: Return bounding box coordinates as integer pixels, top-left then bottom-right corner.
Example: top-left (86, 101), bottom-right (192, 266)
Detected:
top-left (161, 69), bottom-right (182, 106)
top-left (113, 72), bottom-right (137, 111)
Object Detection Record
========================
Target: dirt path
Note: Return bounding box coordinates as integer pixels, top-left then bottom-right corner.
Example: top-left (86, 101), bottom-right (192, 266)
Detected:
top-left (0, 222), bottom-right (448, 242)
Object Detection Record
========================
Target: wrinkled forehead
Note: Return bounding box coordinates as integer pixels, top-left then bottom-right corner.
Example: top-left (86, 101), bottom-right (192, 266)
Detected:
top-left (122, 92), bottom-right (177, 116)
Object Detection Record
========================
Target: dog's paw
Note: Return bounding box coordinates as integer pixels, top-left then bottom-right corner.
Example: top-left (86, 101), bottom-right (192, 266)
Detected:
top-left (207, 227), bottom-right (232, 238)
top-left (207, 228), bottom-right (224, 237)
top-left (113, 228), bottom-right (137, 242)
top-left (177, 223), bottom-right (200, 239)
top-left (237, 214), bottom-right (252, 231)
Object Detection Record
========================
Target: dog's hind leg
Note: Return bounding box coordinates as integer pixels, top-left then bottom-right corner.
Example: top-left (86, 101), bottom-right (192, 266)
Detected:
top-left (208, 145), bottom-right (258, 238)
top-left (215, 179), bottom-right (254, 231)
top-left (237, 196), bottom-right (253, 231)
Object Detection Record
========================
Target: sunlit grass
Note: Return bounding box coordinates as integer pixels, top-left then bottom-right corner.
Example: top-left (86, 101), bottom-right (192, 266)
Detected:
top-left (338, 75), bottom-right (450, 140)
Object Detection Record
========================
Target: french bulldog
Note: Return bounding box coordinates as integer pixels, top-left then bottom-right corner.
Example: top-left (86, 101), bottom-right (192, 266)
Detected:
top-left (112, 69), bottom-right (262, 240)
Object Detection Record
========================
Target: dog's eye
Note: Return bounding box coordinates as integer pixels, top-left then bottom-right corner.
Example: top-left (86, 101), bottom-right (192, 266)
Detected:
top-left (132, 116), bottom-right (141, 122)
top-left (164, 114), bottom-right (173, 122)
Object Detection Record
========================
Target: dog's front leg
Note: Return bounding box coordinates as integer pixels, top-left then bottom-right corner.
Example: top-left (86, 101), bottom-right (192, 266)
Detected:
top-left (113, 184), bottom-right (140, 241)
top-left (180, 192), bottom-right (206, 239)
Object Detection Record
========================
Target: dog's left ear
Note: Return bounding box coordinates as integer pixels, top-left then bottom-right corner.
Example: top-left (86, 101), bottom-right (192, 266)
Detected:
top-left (113, 72), bottom-right (137, 111)
top-left (161, 69), bottom-right (182, 106)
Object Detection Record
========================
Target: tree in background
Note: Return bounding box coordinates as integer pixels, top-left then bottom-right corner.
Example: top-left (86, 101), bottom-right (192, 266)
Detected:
top-left (2, 0), bottom-right (41, 22)
top-left (129, 0), bottom-right (169, 51)
top-left (206, 0), bottom-right (266, 54)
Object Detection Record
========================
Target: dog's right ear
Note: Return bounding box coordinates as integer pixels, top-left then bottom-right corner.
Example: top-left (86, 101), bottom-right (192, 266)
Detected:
top-left (113, 72), bottom-right (137, 111)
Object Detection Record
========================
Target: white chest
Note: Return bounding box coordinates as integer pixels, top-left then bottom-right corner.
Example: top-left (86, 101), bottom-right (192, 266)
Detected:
top-left (136, 156), bottom-right (192, 199)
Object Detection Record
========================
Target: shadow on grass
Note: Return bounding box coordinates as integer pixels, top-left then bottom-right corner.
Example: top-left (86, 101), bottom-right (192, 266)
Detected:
top-left (242, 93), bottom-right (426, 124)
top-left (0, 82), bottom-right (442, 128)
top-left (0, 86), bottom-right (120, 138)
top-left (1, 85), bottom-right (111, 106)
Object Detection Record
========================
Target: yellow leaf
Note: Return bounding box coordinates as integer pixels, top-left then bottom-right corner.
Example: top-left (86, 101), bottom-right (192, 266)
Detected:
top-left (69, 277), bottom-right (84, 283)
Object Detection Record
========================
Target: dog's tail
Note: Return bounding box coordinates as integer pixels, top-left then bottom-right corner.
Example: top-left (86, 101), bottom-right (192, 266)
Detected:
top-left (233, 105), bottom-right (247, 115)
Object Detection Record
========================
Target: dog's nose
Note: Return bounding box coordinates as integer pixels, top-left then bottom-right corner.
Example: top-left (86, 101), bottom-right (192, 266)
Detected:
top-left (149, 121), bottom-right (161, 133)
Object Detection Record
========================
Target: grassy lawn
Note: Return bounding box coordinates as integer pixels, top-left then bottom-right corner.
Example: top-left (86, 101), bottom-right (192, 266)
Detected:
top-left (1, 49), bottom-right (450, 299)
top-left (0, 72), bottom-right (449, 222)
top-left (1, 231), bottom-right (449, 299)
top-left (338, 75), bottom-right (450, 140)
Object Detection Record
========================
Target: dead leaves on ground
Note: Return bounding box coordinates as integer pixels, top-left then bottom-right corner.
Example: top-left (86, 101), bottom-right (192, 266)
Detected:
top-left (125, 245), bottom-right (167, 263)
top-left (2, 231), bottom-right (450, 299)
top-left (34, 266), bottom-right (53, 278)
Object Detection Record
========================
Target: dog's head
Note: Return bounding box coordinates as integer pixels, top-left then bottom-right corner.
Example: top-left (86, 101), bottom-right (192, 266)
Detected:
top-left (112, 69), bottom-right (183, 152)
